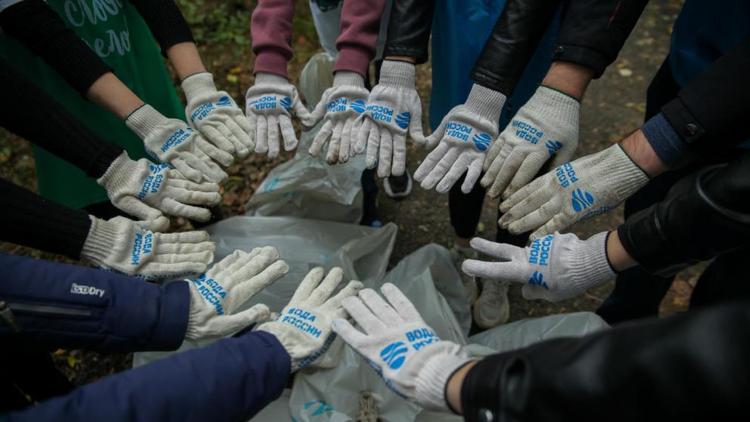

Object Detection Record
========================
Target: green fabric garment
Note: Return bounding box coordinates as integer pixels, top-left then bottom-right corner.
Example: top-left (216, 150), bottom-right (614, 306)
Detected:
top-left (0, 0), bottom-right (185, 209)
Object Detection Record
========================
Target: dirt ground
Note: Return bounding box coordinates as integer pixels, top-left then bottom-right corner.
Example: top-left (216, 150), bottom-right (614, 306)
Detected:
top-left (0, 0), bottom-right (694, 387)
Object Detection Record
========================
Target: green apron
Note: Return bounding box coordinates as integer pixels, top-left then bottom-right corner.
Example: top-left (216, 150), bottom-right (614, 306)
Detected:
top-left (0, 0), bottom-right (185, 208)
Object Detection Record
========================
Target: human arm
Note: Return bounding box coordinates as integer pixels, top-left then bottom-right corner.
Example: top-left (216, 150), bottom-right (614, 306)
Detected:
top-left (4, 331), bottom-right (291, 421)
top-left (454, 301), bottom-right (750, 421)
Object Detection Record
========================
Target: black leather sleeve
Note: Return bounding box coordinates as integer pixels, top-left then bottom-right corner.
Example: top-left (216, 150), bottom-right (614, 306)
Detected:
top-left (471, 0), bottom-right (561, 95)
top-left (553, 0), bottom-right (649, 78)
top-left (618, 152), bottom-right (750, 277)
top-left (0, 0), bottom-right (110, 95)
top-left (128, 0), bottom-right (194, 54)
top-left (461, 300), bottom-right (750, 421)
top-left (661, 38), bottom-right (750, 155)
top-left (382, 0), bottom-right (436, 64)
top-left (0, 60), bottom-right (123, 179)
top-left (0, 178), bottom-right (91, 259)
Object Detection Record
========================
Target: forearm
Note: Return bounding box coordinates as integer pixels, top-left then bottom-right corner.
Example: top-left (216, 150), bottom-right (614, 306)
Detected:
top-left (128, 0), bottom-right (195, 55)
top-left (541, 61), bottom-right (594, 101)
top-left (0, 60), bottom-right (123, 177)
top-left (0, 253), bottom-right (189, 352)
top-left (86, 73), bottom-right (146, 120)
top-left (620, 128), bottom-right (668, 178)
top-left (251, 0), bottom-right (294, 78)
top-left (166, 42), bottom-right (208, 81)
top-left (333, 0), bottom-right (388, 76)
top-left (0, 178), bottom-right (91, 259)
top-left (382, 0), bottom-right (436, 64)
top-left (471, 0), bottom-right (561, 95)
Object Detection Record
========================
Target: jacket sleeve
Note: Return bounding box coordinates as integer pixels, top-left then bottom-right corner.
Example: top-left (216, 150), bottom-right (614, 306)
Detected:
top-left (5, 331), bottom-right (291, 422)
top-left (618, 152), bottom-right (750, 277)
top-left (461, 301), bottom-right (750, 421)
top-left (0, 178), bottom-right (92, 259)
top-left (250, 0), bottom-right (295, 78)
top-left (333, 0), bottom-right (387, 77)
top-left (553, 0), bottom-right (649, 78)
top-left (127, 0), bottom-right (195, 55)
top-left (471, 0), bottom-right (561, 95)
top-left (0, 253), bottom-right (189, 352)
top-left (382, 0), bottom-right (436, 64)
top-left (650, 38), bottom-right (750, 164)
top-left (0, 0), bottom-right (111, 95)
top-left (0, 59), bottom-right (123, 179)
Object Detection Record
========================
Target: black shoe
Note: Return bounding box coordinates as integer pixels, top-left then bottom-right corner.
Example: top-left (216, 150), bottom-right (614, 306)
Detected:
top-left (384, 169), bottom-right (413, 199)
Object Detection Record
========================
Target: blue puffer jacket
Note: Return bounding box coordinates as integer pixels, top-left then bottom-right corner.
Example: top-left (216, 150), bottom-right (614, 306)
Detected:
top-left (0, 253), bottom-right (291, 421)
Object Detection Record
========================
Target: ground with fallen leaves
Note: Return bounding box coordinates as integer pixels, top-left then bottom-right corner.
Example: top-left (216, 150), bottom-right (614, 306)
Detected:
top-left (0, 0), bottom-right (692, 387)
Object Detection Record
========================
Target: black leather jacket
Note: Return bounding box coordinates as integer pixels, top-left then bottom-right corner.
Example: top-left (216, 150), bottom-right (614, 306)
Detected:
top-left (384, 0), bottom-right (561, 95)
top-left (461, 300), bottom-right (750, 421)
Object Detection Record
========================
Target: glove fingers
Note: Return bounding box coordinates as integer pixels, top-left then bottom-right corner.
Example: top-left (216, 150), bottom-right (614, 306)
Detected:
top-left (460, 158), bottom-right (483, 194)
top-left (531, 213), bottom-right (568, 240)
top-left (391, 133), bottom-right (406, 177)
top-left (157, 241), bottom-right (216, 255)
top-left (339, 118), bottom-right (354, 163)
top-left (424, 117), bottom-right (447, 149)
top-left (504, 152), bottom-right (548, 198)
top-left (331, 318), bottom-right (368, 346)
top-left (307, 267), bottom-right (344, 306)
top-left (293, 95), bottom-right (312, 122)
top-left (290, 267), bottom-right (326, 304)
top-left (326, 122), bottom-right (344, 164)
top-left (115, 195), bottom-right (163, 222)
top-left (407, 99), bottom-right (426, 145)
top-left (499, 175), bottom-right (546, 213)
top-left (483, 134), bottom-right (506, 171)
top-left (309, 120), bottom-right (333, 156)
top-left (419, 144), bottom-right (458, 189)
top-left (215, 304), bottom-right (272, 334)
top-left (381, 283), bottom-right (422, 322)
top-left (468, 237), bottom-right (521, 260)
top-left (487, 149), bottom-right (524, 198)
top-left (187, 151), bottom-right (228, 183)
top-left (201, 124), bottom-right (236, 154)
top-left (255, 115), bottom-right (269, 154)
top-left (278, 114), bottom-right (299, 151)
top-left (160, 230), bottom-right (211, 244)
top-left (365, 124), bottom-right (380, 169)
top-left (164, 186), bottom-right (221, 205)
top-left (341, 294), bottom-right (386, 333)
top-left (160, 197), bottom-right (212, 222)
top-left (195, 137), bottom-right (234, 167)
top-left (433, 151), bottom-right (466, 193)
top-left (166, 174), bottom-right (220, 192)
top-left (507, 198), bottom-right (557, 235)
top-left (171, 158), bottom-right (203, 183)
top-left (267, 115), bottom-right (281, 159)
top-left (321, 280), bottom-right (364, 314)
top-left (355, 117), bottom-right (371, 155)
top-left (377, 130), bottom-right (393, 178)
top-left (221, 246), bottom-right (276, 280)
top-left (152, 250), bottom-right (214, 266)
top-left (358, 288), bottom-right (402, 322)
top-left (461, 260), bottom-right (526, 284)
top-left (413, 141), bottom-right (448, 182)
top-left (233, 111), bottom-right (254, 135)
top-left (226, 261), bottom-right (289, 312)
top-left (225, 118), bottom-right (252, 157)
top-left (499, 186), bottom-right (550, 228)
top-left (306, 95), bottom-right (328, 126)
top-left (143, 260), bottom-right (210, 280)
top-left (210, 250), bottom-right (246, 276)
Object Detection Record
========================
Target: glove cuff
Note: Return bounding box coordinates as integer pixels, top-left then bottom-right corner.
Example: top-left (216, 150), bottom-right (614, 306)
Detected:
top-left (378, 60), bottom-right (416, 88)
top-left (81, 216), bottom-right (120, 266)
top-left (525, 86), bottom-right (580, 126)
top-left (568, 231), bottom-right (616, 288)
top-left (125, 104), bottom-right (166, 140)
top-left (414, 342), bottom-right (473, 412)
top-left (333, 71), bottom-right (365, 88)
top-left (465, 84), bottom-right (506, 123)
top-left (181, 72), bottom-right (217, 99)
top-left (606, 144), bottom-right (650, 198)
top-left (254, 72), bottom-right (289, 85)
top-left (96, 151), bottom-right (139, 193)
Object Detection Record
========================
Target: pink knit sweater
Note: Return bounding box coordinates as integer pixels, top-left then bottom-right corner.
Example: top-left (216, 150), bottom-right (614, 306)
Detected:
top-left (250, 0), bottom-right (386, 78)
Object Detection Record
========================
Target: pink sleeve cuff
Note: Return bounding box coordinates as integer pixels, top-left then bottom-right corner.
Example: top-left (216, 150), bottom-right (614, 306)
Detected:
top-left (253, 50), bottom-right (290, 78)
top-left (333, 45), bottom-right (371, 77)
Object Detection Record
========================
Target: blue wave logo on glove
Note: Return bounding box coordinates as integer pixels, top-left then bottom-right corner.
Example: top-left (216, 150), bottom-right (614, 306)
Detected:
top-left (280, 96), bottom-right (292, 111)
top-left (380, 341), bottom-right (408, 370)
top-left (528, 271), bottom-right (549, 289)
top-left (395, 112), bottom-right (411, 129)
top-left (472, 133), bottom-right (492, 151)
top-left (350, 99), bottom-right (366, 113)
top-left (571, 188), bottom-right (595, 212)
top-left (217, 96), bottom-right (233, 107)
top-left (545, 140), bottom-right (563, 156)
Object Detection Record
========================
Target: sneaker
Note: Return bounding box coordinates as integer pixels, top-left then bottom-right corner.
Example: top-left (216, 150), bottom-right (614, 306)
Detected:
top-left (473, 280), bottom-right (510, 329)
top-left (383, 169), bottom-right (413, 199)
top-left (450, 245), bottom-right (479, 303)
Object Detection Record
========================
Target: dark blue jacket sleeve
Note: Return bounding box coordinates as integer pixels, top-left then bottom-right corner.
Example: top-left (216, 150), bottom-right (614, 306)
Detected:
top-left (5, 331), bottom-right (291, 422)
top-left (0, 253), bottom-right (189, 352)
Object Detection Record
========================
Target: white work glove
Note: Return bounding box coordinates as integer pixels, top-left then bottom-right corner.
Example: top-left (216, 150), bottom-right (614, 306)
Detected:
top-left (245, 72), bottom-right (311, 158)
top-left (97, 152), bottom-right (221, 225)
top-left (499, 144), bottom-right (649, 239)
top-left (306, 71), bottom-right (370, 164)
top-left (126, 104), bottom-right (230, 183)
top-left (481, 86), bottom-right (580, 199)
top-left (185, 247), bottom-right (289, 341)
top-left (414, 84), bottom-right (505, 193)
top-left (333, 283), bottom-right (473, 412)
top-left (258, 267), bottom-right (363, 371)
top-left (462, 233), bottom-right (614, 302)
top-left (355, 60), bottom-right (425, 177)
top-left (182, 72), bottom-right (254, 159)
top-left (80, 216), bottom-right (214, 280)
